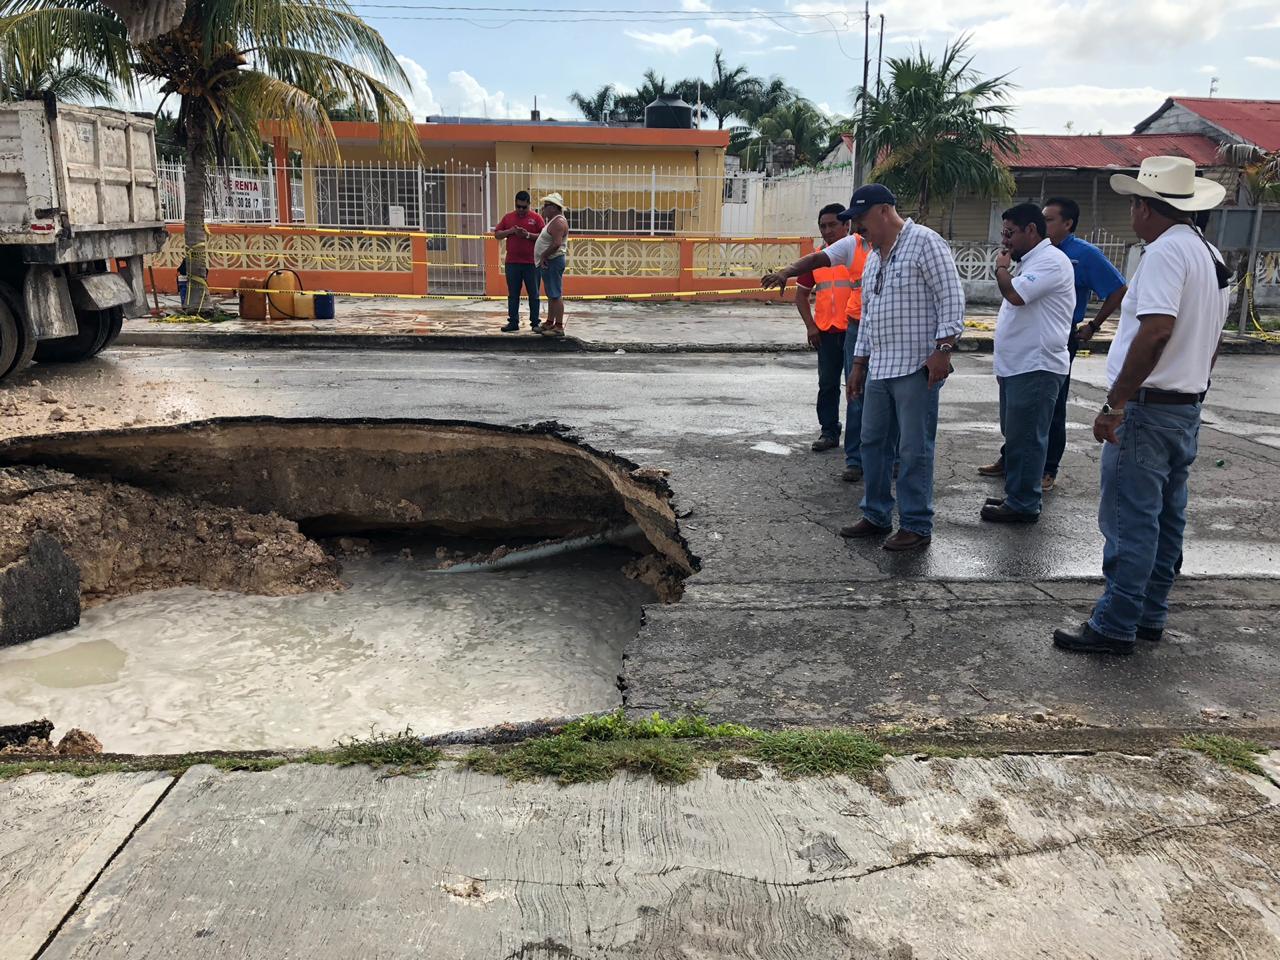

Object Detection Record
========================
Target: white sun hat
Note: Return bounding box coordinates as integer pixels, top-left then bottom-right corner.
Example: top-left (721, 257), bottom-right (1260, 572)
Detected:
top-left (539, 192), bottom-right (566, 210)
top-left (1110, 155), bottom-right (1225, 211)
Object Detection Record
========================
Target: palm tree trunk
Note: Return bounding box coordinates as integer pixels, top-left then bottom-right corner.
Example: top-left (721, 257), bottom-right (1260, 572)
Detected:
top-left (182, 104), bottom-right (210, 314)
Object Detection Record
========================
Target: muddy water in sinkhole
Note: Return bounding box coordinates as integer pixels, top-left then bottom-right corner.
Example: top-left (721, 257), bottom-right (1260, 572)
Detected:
top-left (0, 547), bottom-right (654, 754)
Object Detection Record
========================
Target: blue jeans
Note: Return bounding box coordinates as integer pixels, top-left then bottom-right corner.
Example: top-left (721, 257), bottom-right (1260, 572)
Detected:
top-left (816, 329), bottom-right (845, 438)
top-left (860, 368), bottom-right (940, 536)
top-left (843, 329), bottom-right (899, 469)
top-left (505, 262), bottom-right (539, 327)
top-left (1044, 327), bottom-right (1081, 477)
top-left (540, 257), bottom-right (565, 300)
top-left (999, 370), bottom-right (1065, 515)
top-left (1089, 402), bottom-right (1201, 641)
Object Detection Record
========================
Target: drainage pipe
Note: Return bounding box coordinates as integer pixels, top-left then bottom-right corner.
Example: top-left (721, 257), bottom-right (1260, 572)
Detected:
top-left (432, 524), bottom-right (643, 574)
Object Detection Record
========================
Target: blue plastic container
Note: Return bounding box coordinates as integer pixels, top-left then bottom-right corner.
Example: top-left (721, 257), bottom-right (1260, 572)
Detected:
top-left (313, 292), bottom-right (336, 320)
top-left (177, 277), bottom-right (188, 306)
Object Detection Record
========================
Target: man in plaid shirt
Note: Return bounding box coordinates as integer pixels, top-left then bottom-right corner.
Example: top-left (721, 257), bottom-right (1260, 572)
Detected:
top-left (763, 184), bottom-right (965, 551)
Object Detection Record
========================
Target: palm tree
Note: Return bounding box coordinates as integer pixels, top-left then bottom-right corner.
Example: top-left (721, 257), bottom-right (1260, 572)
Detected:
top-left (730, 100), bottom-right (832, 172)
top-left (703, 48), bottom-right (758, 130)
top-left (1219, 142), bottom-right (1280, 332)
top-left (0, 0), bottom-right (417, 311)
top-left (569, 83), bottom-right (621, 123)
top-left (853, 36), bottom-right (1017, 225)
top-left (0, 48), bottom-right (116, 102)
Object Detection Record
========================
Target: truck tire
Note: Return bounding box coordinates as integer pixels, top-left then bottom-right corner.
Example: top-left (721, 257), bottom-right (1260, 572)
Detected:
top-left (0, 300), bottom-right (18, 380)
top-left (33, 308), bottom-right (111, 364)
top-left (0, 284), bottom-right (34, 381)
top-left (90, 306), bottom-right (124, 355)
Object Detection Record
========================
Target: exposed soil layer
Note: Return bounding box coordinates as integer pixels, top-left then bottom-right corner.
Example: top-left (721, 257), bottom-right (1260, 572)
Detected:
top-left (0, 417), bottom-right (695, 578)
top-left (0, 465), bottom-right (341, 606)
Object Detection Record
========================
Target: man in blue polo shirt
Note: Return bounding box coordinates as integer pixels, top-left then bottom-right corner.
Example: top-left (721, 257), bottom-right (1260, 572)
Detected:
top-left (977, 196), bottom-right (1127, 489)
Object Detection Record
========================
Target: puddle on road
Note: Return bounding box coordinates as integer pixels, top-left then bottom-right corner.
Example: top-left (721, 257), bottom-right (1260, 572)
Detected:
top-left (0, 546), bottom-right (653, 754)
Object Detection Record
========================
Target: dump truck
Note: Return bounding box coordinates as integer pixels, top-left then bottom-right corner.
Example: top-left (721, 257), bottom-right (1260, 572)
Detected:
top-left (0, 97), bottom-right (166, 383)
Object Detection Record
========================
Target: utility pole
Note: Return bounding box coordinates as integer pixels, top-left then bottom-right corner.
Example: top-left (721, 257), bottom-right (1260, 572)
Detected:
top-left (1209, 76), bottom-right (1219, 97)
top-left (875, 14), bottom-right (885, 98)
top-left (853, 1), bottom-right (870, 188)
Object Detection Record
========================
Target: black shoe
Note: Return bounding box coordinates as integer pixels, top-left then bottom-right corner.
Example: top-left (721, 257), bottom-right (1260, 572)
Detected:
top-left (500, 322), bottom-right (519, 332)
top-left (985, 497), bottom-right (1003, 507)
top-left (811, 434), bottom-right (839, 452)
top-left (1136, 625), bottom-right (1164, 642)
top-left (842, 466), bottom-right (863, 482)
top-left (1053, 622), bottom-right (1135, 656)
top-left (980, 502), bottom-right (1039, 523)
top-left (531, 322), bottom-right (541, 331)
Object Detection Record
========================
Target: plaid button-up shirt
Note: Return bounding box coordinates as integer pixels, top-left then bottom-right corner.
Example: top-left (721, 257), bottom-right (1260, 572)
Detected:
top-left (840, 219), bottom-right (966, 381)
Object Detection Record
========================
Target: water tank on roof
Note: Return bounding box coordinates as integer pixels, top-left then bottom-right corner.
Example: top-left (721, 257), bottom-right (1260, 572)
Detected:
top-left (644, 94), bottom-right (694, 130)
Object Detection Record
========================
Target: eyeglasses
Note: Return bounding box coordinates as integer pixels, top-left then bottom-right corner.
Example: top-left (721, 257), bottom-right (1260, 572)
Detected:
top-left (1000, 227), bottom-right (1016, 239)
top-left (516, 203), bottom-right (529, 210)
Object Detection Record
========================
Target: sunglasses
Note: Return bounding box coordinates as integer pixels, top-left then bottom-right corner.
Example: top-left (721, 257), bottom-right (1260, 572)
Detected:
top-left (516, 203), bottom-right (529, 210)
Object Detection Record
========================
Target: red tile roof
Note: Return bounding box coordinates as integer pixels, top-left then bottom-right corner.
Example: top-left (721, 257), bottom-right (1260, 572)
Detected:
top-left (997, 133), bottom-right (1224, 170)
top-left (1166, 98), bottom-right (1280, 151)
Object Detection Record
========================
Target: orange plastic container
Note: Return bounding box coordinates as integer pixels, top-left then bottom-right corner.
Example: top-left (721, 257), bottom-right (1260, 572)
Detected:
top-left (266, 269), bottom-right (302, 320)
top-left (238, 275), bottom-right (267, 321)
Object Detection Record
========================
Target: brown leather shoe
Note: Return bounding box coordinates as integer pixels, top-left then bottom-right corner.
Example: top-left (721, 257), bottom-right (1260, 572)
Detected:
top-left (1042, 473), bottom-right (1055, 492)
top-left (883, 529), bottom-right (931, 551)
top-left (977, 458), bottom-right (1005, 477)
top-left (839, 518), bottom-right (892, 539)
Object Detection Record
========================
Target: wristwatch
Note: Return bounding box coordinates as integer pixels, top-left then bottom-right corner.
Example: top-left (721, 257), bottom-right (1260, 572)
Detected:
top-left (1100, 402), bottom-right (1121, 416)
top-left (936, 342), bottom-right (954, 353)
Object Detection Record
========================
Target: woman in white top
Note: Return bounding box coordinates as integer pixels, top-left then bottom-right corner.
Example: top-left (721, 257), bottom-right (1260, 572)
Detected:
top-left (535, 193), bottom-right (570, 337)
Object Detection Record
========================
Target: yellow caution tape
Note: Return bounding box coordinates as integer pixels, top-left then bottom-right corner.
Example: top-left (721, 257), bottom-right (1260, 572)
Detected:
top-left (202, 284), bottom-right (773, 302)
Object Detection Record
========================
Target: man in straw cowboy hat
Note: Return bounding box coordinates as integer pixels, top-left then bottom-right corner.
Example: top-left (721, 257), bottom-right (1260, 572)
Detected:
top-left (1054, 156), bottom-right (1231, 656)
top-left (535, 193), bottom-right (570, 337)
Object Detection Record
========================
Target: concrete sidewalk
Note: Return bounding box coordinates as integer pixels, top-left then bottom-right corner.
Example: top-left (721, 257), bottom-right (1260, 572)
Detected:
top-left (6, 750), bottom-right (1280, 959)
top-left (120, 297), bottom-right (1280, 354)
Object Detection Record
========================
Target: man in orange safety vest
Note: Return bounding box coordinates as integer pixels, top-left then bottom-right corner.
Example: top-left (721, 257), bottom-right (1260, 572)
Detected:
top-left (794, 202), bottom-right (878, 479)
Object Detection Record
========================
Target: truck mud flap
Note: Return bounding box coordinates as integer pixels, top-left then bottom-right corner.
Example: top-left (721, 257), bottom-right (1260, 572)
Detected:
top-left (68, 272), bottom-right (133, 312)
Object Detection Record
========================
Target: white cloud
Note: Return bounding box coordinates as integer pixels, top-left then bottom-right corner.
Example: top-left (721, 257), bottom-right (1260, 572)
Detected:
top-left (395, 59), bottom-right (575, 121)
top-left (446, 70), bottom-right (530, 119)
top-left (681, 0), bottom-right (713, 10)
top-left (1013, 84), bottom-right (1182, 134)
top-left (1245, 55), bottom-right (1280, 69)
top-left (397, 56), bottom-right (442, 118)
top-left (797, 0), bottom-right (1258, 63)
top-left (1196, 64), bottom-right (1218, 74)
top-left (625, 27), bottom-right (718, 54)
top-left (741, 44), bottom-right (799, 56)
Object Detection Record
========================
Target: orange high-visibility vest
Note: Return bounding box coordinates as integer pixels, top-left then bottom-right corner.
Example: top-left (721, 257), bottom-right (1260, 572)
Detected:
top-left (812, 260), bottom-right (853, 332)
top-left (845, 237), bottom-right (871, 324)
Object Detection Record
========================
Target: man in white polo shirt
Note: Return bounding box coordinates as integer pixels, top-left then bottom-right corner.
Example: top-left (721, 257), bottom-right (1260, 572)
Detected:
top-left (1054, 156), bottom-right (1230, 656)
top-left (983, 202), bottom-right (1076, 523)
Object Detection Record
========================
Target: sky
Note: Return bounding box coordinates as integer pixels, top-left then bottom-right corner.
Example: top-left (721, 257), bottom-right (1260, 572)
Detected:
top-left (350, 0), bottom-right (1280, 136)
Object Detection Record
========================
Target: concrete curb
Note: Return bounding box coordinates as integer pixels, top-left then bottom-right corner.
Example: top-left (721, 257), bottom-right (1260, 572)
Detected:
top-left (114, 330), bottom-right (1280, 356)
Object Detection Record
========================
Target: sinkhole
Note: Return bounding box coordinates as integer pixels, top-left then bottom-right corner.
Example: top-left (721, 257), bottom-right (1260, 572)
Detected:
top-left (0, 418), bottom-right (695, 754)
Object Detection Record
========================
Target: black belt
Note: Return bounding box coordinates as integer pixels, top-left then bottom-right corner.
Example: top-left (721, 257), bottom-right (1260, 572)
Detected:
top-left (1134, 387), bottom-right (1205, 405)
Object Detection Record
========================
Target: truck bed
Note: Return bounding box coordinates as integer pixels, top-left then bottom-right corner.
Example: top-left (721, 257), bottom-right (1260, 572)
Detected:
top-left (0, 101), bottom-right (162, 245)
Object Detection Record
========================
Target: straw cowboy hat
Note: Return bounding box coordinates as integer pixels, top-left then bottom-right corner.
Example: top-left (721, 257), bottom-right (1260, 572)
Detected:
top-left (539, 192), bottom-right (566, 210)
top-left (1110, 156), bottom-right (1225, 211)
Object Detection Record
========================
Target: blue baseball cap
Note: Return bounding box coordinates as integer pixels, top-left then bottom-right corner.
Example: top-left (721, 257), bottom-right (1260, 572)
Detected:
top-left (836, 183), bottom-right (897, 221)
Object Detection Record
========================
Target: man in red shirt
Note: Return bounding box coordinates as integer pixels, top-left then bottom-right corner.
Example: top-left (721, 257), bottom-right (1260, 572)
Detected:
top-left (494, 191), bottom-right (545, 332)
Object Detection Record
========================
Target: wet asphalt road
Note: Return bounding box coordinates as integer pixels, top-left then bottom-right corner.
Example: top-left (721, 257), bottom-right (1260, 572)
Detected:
top-left (6, 347), bottom-right (1280, 730)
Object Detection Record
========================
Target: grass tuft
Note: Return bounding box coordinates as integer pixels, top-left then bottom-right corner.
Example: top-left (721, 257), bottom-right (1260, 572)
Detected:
top-left (563, 709), bottom-right (753, 742)
top-left (463, 736), bottom-right (704, 786)
top-left (748, 729), bottom-right (887, 779)
top-left (1181, 734), bottom-right (1266, 776)
top-left (303, 728), bottom-right (443, 773)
